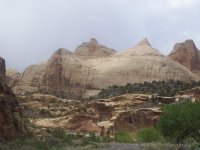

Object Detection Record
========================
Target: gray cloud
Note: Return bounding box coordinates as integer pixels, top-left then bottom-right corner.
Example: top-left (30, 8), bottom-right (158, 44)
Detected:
top-left (0, 0), bottom-right (200, 71)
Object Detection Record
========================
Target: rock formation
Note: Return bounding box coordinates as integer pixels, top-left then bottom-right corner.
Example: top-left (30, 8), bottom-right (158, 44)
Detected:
top-left (0, 56), bottom-right (26, 141)
top-left (13, 38), bottom-right (195, 98)
top-left (6, 69), bottom-right (21, 87)
top-left (169, 39), bottom-right (200, 72)
top-left (23, 93), bottom-right (176, 137)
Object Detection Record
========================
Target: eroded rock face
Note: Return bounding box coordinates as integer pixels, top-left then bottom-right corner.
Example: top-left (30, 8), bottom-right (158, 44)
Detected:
top-left (114, 108), bottom-right (160, 133)
top-left (169, 40), bottom-right (200, 72)
top-left (25, 93), bottom-right (174, 137)
top-left (14, 38), bottom-right (195, 98)
top-left (65, 115), bottom-right (101, 134)
top-left (40, 48), bottom-right (86, 97)
top-left (6, 69), bottom-right (21, 87)
top-left (0, 57), bottom-right (25, 141)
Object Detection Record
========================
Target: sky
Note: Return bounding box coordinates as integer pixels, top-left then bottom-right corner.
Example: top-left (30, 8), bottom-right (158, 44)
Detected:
top-left (0, 0), bottom-right (200, 72)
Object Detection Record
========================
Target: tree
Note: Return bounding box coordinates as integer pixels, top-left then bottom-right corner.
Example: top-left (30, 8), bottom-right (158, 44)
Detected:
top-left (157, 101), bottom-right (200, 143)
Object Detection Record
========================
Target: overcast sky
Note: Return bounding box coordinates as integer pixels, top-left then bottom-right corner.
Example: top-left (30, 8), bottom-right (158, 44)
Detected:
top-left (0, 0), bottom-right (200, 72)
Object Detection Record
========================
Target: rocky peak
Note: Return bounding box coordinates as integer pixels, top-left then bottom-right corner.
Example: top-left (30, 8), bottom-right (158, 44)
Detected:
top-left (74, 38), bottom-right (116, 58)
top-left (171, 39), bottom-right (197, 54)
top-left (137, 38), bottom-right (151, 47)
top-left (121, 38), bottom-right (163, 56)
top-left (89, 38), bottom-right (98, 44)
top-left (169, 39), bottom-right (200, 72)
top-left (54, 48), bottom-right (72, 56)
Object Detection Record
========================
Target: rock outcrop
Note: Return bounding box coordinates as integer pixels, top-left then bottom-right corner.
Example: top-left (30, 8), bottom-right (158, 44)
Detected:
top-left (13, 38), bottom-right (195, 97)
top-left (0, 56), bottom-right (25, 141)
top-left (169, 40), bottom-right (200, 72)
top-left (24, 93), bottom-right (175, 137)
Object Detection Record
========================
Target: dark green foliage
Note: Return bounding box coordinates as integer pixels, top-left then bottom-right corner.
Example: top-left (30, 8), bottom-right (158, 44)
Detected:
top-left (93, 80), bottom-right (200, 99)
top-left (157, 101), bottom-right (200, 143)
top-left (136, 127), bottom-right (162, 143)
top-left (114, 131), bottom-right (133, 143)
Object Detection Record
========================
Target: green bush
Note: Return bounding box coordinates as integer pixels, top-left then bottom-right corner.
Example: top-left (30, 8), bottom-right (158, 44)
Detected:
top-left (114, 131), bottom-right (133, 143)
top-left (157, 101), bottom-right (200, 143)
top-left (136, 127), bottom-right (162, 143)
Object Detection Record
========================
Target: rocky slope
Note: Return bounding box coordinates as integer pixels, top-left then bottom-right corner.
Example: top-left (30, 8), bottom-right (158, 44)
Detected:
top-left (0, 56), bottom-right (26, 141)
top-left (169, 39), bottom-right (200, 72)
top-left (12, 38), bottom-right (195, 97)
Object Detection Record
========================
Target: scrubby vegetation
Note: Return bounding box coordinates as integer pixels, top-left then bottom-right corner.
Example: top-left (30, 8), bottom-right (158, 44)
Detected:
top-left (93, 80), bottom-right (200, 99)
top-left (136, 127), bottom-right (162, 143)
top-left (0, 128), bottom-right (109, 150)
top-left (135, 100), bottom-right (200, 149)
top-left (114, 131), bottom-right (133, 143)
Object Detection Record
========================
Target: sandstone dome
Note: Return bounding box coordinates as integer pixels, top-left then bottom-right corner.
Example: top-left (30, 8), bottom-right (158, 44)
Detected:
top-left (13, 38), bottom-right (195, 97)
top-left (85, 39), bottom-right (194, 89)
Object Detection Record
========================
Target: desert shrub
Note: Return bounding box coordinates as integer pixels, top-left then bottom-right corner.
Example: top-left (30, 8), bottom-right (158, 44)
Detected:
top-left (100, 136), bottom-right (110, 143)
top-left (136, 127), bottom-right (162, 143)
top-left (50, 128), bottom-right (66, 139)
top-left (114, 131), bottom-right (133, 143)
top-left (45, 136), bottom-right (62, 148)
top-left (63, 133), bottom-right (74, 144)
top-left (157, 101), bottom-right (200, 143)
